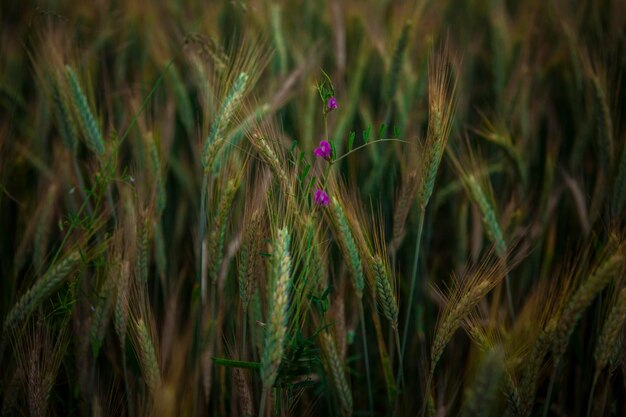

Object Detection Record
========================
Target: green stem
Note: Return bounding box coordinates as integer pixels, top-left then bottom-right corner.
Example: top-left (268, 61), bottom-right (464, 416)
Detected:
top-left (420, 372), bottom-right (434, 417)
top-left (71, 156), bottom-right (93, 217)
top-left (399, 208), bottom-right (425, 369)
top-left (392, 327), bottom-right (405, 415)
top-left (505, 271), bottom-right (515, 319)
top-left (543, 360), bottom-right (560, 417)
top-left (242, 313), bottom-right (247, 357)
top-left (259, 388), bottom-right (268, 417)
top-left (212, 356), bottom-right (260, 369)
top-left (321, 163), bottom-right (332, 190)
top-left (106, 184), bottom-right (117, 226)
top-left (359, 302), bottom-right (375, 416)
top-left (332, 139), bottom-right (408, 165)
top-left (192, 173), bottom-right (209, 415)
top-left (195, 173), bottom-right (209, 360)
top-left (324, 113), bottom-right (329, 141)
top-left (586, 373), bottom-right (599, 417)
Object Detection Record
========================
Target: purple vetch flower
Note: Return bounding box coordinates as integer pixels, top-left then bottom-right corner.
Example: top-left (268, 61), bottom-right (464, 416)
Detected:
top-left (313, 140), bottom-right (332, 161)
top-left (326, 96), bottom-right (338, 112)
top-left (314, 189), bottom-right (330, 207)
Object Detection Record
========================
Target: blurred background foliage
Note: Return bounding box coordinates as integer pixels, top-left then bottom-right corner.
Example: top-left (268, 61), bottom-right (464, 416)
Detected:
top-left (1, 0), bottom-right (625, 416)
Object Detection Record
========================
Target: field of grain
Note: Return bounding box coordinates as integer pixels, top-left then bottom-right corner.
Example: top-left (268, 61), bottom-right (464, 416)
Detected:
top-left (1, 1), bottom-right (625, 416)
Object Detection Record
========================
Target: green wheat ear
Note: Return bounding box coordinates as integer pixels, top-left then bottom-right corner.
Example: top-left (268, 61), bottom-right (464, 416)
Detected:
top-left (51, 79), bottom-right (78, 153)
top-left (260, 227), bottom-right (292, 390)
top-left (64, 66), bottom-right (104, 156)
top-left (460, 347), bottom-right (504, 417)
top-left (89, 264), bottom-right (116, 357)
top-left (321, 331), bottom-right (353, 415)
top-left (331, 197), bottom-right (364, 298)
top-left (466, 174), bottom-right (507, 256)
top-left (385, 21), bottom-right (411, 104)
top-left (4, 251), bottom-right (82, 332)
top-left (134, 318), bottom-right (161, 393)
top-left (372, 254), bottom-right (398, 328)
top-left (595, 285), bottom-right (626, 374)
top-left (202, 72), bottom-right (249, 170)
top-left (209, 177), bottom-right (241, 286)
top-left (552, 248), bottom-right (625, 362)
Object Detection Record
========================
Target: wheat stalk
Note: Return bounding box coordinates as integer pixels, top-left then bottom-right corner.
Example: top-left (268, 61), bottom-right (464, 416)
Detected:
top-left (391, 170), bottom-right (418, 254)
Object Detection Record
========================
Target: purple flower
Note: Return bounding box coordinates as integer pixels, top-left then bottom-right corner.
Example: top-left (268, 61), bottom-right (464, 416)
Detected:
top-left (313, 140), bottom-right (332, 161)
top-left (326, 96), bottom-right (338, 112)
top-left (314, 189), bottom-right (330, 207)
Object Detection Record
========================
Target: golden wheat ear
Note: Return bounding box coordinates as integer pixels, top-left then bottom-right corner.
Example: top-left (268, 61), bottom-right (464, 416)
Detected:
top-left (417, 39), bottom-right (458, 212)
top-left (430, 244), bottom-right (523, 377)
top-left (11, 314), bottom-right (70, 417)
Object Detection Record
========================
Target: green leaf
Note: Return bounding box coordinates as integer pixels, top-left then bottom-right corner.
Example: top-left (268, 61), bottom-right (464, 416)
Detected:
top-left (304, 176), bottom-right (316, 198)
top-left (379, 123), bottom-right (386, 138)
top-left (212, 357), bottom-right (261, 369)
top-left (393, 125), bottom-right (400, 138)
top-left (320, 69), bottom-right (335, 99)
top-left (363, 126), bottom-right (371, 143)
top-left (299, 163), bottom-right (311, 183)
top-left (348, 131), bottom-right (356, 151)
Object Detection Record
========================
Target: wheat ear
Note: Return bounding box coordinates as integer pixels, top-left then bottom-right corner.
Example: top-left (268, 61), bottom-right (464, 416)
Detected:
top-left (65, 66), bottom-right (104, 155)
top-left (239, 210), bottom-right (263, 312)
top-left (552, 249), bottom-right (625, 362)
top-left (330, 196), bottom-right (365, 298)
top-left (134, 318), bottom-right (161, 394)
top-left (4, 251), bottom-right (81, 332)
top-left (595, 285), bottom-right (626, 374)
top-left (372, 254), bottom-right (398, 328)
top-left (202, 72), bottom-right (249, 171)
top-left (259, 227), bottom-right (292, 415)
top-left (321, 331), bottom-right (353, 416)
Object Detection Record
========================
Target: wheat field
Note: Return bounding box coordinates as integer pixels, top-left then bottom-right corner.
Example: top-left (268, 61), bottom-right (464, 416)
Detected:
top-left (1, 1), bottom-right (625, 416)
